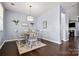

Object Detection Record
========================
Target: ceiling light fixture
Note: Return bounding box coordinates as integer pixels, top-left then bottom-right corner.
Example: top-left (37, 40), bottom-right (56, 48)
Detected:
top-left (27, 5), bottom-right (34, 21)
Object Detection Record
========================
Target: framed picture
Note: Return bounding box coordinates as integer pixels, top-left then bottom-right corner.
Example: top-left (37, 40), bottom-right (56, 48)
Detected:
top-left (43, 20), bottom-right (47, 29)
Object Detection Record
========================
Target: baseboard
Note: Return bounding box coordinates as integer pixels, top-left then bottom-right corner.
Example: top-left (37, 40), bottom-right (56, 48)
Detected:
top-left (51, 40), bottom-right (62, 44)
top-left (5, 38), bottom-right (24, 42)
top-left (0, 38), bottom-right (24, 49)
top-left (0, 40), bottom-right (6, 49)
top-left (62, 39), bottom-right (69, 42)
top-left (42, 38), bottom-right (62, 44)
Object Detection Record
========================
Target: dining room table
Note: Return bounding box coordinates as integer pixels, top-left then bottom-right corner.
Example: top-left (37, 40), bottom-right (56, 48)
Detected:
top-left (23, 32), bottom-right (37, 39)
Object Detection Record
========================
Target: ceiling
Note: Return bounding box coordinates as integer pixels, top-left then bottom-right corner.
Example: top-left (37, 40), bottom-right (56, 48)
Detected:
top-left (2, 2), bottom-right (79, 18)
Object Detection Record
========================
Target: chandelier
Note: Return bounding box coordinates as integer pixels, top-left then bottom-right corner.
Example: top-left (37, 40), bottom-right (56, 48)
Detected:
top-left (27, 5), bottom-right (34, 21)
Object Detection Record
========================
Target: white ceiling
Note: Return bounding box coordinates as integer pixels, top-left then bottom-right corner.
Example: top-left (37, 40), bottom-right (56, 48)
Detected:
top-left (2, 2), bottom-right (79, 18)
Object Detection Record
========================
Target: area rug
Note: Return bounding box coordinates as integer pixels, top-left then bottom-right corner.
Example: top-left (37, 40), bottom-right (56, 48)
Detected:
top-left (16, 41), bottom-right (46, 54)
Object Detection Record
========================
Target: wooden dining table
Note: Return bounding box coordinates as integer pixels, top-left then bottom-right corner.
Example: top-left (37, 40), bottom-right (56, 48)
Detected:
top-left (23, 32), bottom-right (37, 39)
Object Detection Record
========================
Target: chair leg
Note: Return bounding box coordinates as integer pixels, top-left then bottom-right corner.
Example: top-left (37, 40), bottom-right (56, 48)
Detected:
top-left (29, 41), bottom-right (33, 48)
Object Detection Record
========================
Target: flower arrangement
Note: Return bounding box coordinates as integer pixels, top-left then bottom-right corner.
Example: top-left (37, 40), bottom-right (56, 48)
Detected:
top-left (12, 20), bottom-right (19, 25)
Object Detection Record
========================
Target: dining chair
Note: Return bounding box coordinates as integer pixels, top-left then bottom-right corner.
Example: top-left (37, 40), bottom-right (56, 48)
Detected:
top-left (27, 32), bottom-right (38, 48)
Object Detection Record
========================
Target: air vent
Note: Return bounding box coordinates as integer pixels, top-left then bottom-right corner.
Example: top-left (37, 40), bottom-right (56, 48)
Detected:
top-left (11, 3), bottom-right (15, 5)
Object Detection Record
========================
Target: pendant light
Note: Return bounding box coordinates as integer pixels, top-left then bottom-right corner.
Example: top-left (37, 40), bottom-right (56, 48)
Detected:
top-left (27, 5), bottom-right (34, 21)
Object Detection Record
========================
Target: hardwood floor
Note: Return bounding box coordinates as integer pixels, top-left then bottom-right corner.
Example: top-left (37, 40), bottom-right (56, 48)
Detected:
top-left (0, 37), bottom-right (79, 56)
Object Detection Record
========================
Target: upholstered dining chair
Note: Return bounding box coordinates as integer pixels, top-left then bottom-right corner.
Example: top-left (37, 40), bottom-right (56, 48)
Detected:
top-left (16, 31), bottom-right (29, 46)
top-left (36, 30), bottom-right (42, 41)
top-left (27, 32), bottom-right (38, 48)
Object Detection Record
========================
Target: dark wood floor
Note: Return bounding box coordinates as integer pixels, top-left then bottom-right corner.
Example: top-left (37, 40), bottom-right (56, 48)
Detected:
top-left (0, 37), bottom-right (79, 56)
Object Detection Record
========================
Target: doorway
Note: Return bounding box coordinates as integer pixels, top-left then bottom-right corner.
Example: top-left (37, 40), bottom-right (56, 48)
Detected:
top-left (60, 12), bottom-right (68, 42)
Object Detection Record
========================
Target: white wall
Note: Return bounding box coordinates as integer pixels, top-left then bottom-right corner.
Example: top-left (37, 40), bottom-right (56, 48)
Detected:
top-left (68, 4), bottom-right (78, 20)
top-left (35, 5), bottom-right (61, 44)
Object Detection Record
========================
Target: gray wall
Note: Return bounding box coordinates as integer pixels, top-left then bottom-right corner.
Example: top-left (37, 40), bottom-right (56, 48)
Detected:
top-left (4, 9), bottom-right (36, 40)
top-left (35, 5), bottom-right (61, 44)
top-left (4, 10), bottom-right (35, 40)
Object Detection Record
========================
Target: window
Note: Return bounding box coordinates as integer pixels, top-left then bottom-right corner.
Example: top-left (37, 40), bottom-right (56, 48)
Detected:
top-left (0, 3), bottom-right (3, 31)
